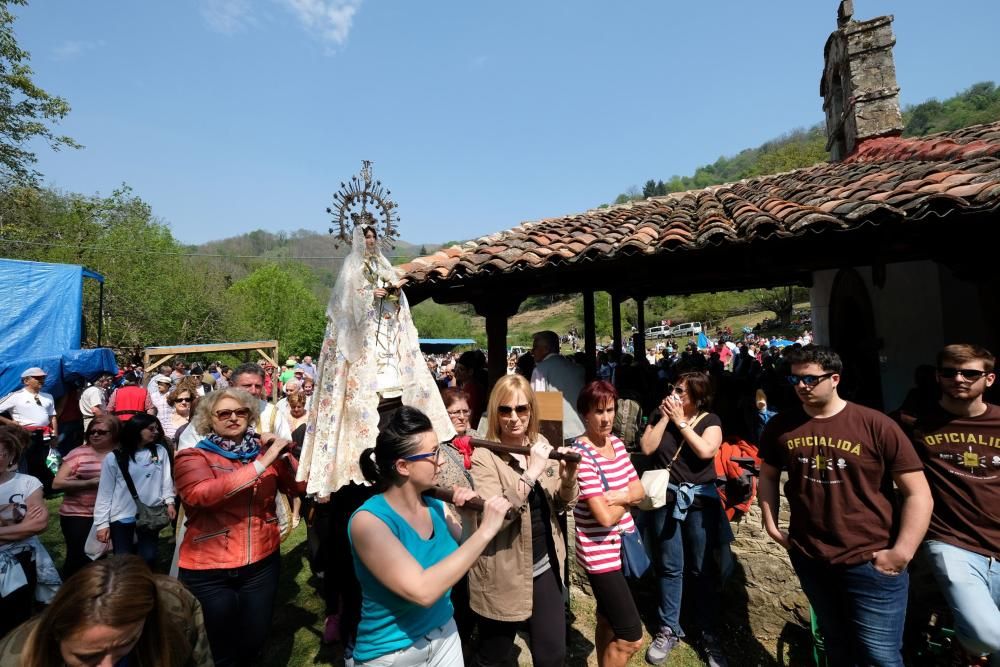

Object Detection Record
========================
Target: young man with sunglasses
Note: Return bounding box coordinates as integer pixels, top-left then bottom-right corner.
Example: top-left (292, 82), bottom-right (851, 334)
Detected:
top-left (758, 345), bottom-right (932, 667)
top-left (905, 344), bottom-right (1000, 664)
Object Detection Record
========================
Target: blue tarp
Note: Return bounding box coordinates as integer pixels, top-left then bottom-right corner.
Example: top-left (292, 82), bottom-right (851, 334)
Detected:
top-left (0, 350), bottom-right (117, 399)
top-left (0, 258), bottom-right (116, 398)
top-left (0, 258), bottom-right (85, 359)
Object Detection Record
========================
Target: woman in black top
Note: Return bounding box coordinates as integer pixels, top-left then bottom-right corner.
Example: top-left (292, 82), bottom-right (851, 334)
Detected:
top-left (638, 371), bottom-right (731, 667)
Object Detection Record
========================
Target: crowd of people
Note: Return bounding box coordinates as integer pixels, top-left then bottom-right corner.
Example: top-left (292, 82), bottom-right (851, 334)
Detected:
top-left (0, 334), bottom-right (997, 667)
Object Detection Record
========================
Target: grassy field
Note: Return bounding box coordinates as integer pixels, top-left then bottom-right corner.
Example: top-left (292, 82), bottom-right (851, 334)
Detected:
top-left (473, 299), bottom-right (810, 350)
top-left (36, 497), bottom-right (715, 666)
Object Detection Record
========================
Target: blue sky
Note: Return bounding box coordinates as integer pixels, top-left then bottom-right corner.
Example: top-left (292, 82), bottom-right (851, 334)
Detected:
top-left (15, 1), bottom-right (1000, 246)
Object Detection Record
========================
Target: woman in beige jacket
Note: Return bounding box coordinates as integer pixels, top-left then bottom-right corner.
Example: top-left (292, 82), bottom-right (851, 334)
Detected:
top-left (469, 374), bottom-right (579, 667)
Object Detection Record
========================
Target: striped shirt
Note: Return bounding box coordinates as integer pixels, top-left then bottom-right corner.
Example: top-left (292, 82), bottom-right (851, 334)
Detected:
top-left (59, 446), bottom-right (112, 517)
top-left (573, 436), bottom-right (639, 574)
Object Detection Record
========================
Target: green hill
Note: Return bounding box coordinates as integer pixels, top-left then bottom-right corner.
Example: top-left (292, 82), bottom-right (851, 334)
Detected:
top-left (611, 81), bottom-right (1000, 204)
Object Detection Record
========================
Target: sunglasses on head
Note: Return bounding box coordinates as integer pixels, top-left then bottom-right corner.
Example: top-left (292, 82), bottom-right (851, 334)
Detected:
top-left (497, 404), bottom-right (530, 416)
top-left (787, 372), bottom-right (835, 387)
top-left (214, 408), bottom-right (251, 421)
top-left (938, 367), bottom-right (988, 381)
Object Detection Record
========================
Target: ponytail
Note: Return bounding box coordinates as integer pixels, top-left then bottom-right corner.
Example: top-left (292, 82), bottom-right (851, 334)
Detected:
top-left (357, 406), bottom-right (434, 490)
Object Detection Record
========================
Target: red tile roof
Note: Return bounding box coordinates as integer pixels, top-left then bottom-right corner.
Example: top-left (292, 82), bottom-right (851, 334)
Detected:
top-left (400, 122), bottom-right (1000, 289)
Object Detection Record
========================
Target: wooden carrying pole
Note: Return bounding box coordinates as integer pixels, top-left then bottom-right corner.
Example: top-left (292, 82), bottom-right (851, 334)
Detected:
top-left (455, 435), bottom-right (581, 463)
top-left (424, 487), bottom-right (516, 521)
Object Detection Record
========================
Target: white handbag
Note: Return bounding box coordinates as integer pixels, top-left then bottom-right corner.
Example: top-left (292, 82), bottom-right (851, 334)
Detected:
top-left (638, 413), bottom-right (706, 510)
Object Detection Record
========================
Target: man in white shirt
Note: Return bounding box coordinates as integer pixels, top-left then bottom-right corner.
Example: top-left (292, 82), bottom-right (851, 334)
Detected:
top-left (147, 374), bottom-right (173, 419)
top-left (79, 373), bottom-right (112, 430)
top-left (0, 367), bottom-right (59, 493)
top-left (529, 330), bottom-right (585, 438)
top-left (177, 363), bottom-right (291, 451)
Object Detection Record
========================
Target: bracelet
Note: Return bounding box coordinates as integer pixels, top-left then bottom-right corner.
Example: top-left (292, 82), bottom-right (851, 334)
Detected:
top-left (519, 472), bottom-right (537, 489)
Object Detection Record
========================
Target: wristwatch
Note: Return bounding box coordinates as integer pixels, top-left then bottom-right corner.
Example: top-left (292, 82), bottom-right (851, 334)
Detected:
top-left (678, 421), bottom-right (689, 430)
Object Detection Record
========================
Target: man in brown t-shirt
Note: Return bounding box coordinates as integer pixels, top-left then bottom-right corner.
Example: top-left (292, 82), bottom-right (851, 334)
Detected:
top-left (759, 345), bottom-right (932, 667)
top-left (907, 344), bottom-right (1000, 663)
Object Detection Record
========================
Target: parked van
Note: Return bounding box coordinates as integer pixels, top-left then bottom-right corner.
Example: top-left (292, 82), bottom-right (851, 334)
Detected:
top-left (669, 322), bottom-right (703, 338)
top-left (645, 325), bottom-right (671, 340)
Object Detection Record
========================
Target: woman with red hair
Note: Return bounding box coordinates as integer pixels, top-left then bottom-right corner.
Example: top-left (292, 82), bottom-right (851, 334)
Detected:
top-left (573, 380), bottom-right (645, 667)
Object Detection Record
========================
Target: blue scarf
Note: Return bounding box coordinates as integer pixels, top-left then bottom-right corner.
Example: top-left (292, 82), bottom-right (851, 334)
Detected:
top-left (196, 426), bottom-right (261, 462)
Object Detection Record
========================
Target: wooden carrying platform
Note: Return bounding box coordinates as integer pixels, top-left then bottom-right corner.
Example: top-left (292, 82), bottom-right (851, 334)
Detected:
top-left (535, 390), bottom-right (564, 447)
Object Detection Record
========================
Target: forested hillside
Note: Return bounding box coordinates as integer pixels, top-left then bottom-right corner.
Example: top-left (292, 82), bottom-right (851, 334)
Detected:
top-left (612, 81), bottom-right (1000, 203)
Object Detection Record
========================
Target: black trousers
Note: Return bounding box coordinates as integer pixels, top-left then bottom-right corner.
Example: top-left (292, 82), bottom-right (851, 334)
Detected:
top-left (60, 514), bottom-right (94, 579)
top-left (475, 567), bottom-right (567, 667)
top-left (0, 551), bottom-right (37, 640)
top-left (179, 551), bottom-right (281, 667)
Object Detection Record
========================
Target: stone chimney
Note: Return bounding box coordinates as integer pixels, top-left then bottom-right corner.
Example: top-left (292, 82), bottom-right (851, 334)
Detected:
top-left (820, 1), bottom-right (903, 161)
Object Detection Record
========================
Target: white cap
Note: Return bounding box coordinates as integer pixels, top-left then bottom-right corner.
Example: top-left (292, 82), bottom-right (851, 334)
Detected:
top-left (152, 374), bottom-right (171, 385)
top-left (20, 367), bottom-right (46, 379)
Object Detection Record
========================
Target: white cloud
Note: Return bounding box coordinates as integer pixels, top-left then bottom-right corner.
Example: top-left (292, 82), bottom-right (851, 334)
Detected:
top-left (278, 0), bottom-right (362, 48)
top-left (201, 0), bottom-right (257, 34)
top-left (53, 39), bottom-right (106, 61)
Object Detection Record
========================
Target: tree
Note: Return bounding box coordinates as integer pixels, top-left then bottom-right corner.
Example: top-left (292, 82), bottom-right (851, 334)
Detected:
top-left (748, 286), bottom-right (809, 327)
top-left (0, 0), bottom-right (80, 185)
top-left (410, 301), bottom-right (475, 340)
top-left (225, 264), bottom-right (326, 358)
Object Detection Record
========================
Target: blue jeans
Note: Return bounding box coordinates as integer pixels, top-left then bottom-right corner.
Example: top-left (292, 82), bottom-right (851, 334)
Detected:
top-left (648, 501), bottom-right (727, 636)
top-left (109, 521), bottom-right (161, 571)
top-left (179, 550), bottom-right (281, 667)
top-left (790, 550), bottom-right (908, 667)
top-left (923, 540), bottom-right (1000, 665)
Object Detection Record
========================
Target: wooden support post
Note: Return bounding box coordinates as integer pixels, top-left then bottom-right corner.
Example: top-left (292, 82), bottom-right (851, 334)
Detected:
top-left (583, 289), bottom-right (597, 382)
top-left (474, 298), bottom-right (523, 392)
top-left (635, 296), bottom-right (646, 359)
top-left (611, 293), bottom-right (622, 355)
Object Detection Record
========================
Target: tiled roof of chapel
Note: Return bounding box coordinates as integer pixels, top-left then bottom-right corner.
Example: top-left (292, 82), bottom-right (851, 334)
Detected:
top-left (399, 121), bottom-right (1000, 288)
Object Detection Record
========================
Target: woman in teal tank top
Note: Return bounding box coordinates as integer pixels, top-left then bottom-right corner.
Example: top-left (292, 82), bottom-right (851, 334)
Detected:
top-left (348, 407), bottom-right (511, 666)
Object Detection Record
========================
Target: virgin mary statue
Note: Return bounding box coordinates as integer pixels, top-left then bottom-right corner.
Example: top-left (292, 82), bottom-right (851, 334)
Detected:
top-left (296, 223), bottom-right (455, 497)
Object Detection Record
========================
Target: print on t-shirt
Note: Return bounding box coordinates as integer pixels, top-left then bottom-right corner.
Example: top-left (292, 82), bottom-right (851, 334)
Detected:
top-left (786, 434), bottom-right (865, 484)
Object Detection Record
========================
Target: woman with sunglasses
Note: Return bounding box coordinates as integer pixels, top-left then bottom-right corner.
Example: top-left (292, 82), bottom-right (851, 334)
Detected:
top-left (638, 371), bottom-right (730, 667)
top-left (53, 414), bottom-right (120, 577)
top-left (470, 374), bottom-right (579, 667)
top-left (163, 386), bottom-right (194, 444)
top-left (93, 414), bottom-right (176, 571)
top-left (348, 406), bottom-right (511, 666)
top-left (173, 388), bottom-right (305, 667)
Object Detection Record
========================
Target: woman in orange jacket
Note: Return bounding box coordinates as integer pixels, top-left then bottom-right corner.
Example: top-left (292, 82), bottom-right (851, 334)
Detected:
top-left (174, 388), bottom-right (306, 667)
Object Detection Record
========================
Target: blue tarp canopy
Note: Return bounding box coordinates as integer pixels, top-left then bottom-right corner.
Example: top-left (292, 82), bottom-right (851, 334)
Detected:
top-left (0, 258), bottom-right (117, 398)
top-left (418, 338), bottom-right (477, 353)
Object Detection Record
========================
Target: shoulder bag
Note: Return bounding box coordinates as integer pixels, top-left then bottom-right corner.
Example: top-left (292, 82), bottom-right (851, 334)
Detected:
top-left (638, 412), bottom-right (707, 511)
top-left (114, 449), bottom-right (170, 532)
top-left (572, 440), bottom-right (651, 579)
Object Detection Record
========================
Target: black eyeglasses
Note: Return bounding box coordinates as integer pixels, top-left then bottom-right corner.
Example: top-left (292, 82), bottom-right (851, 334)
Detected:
top-left (447, 409), bottom-right (471, 417)
top-left (938, 367), bottom-right (988, 381)
top-left (787, 373), bottom-right (835, 387)
top-left (175, 397), bottom-right (192, 403)
top-left (89, 429), bottom-right (111, 436)
top-left (497, 404), bottom-right (530, 416)
top-left (671, 386), bottom-right (687, 396)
